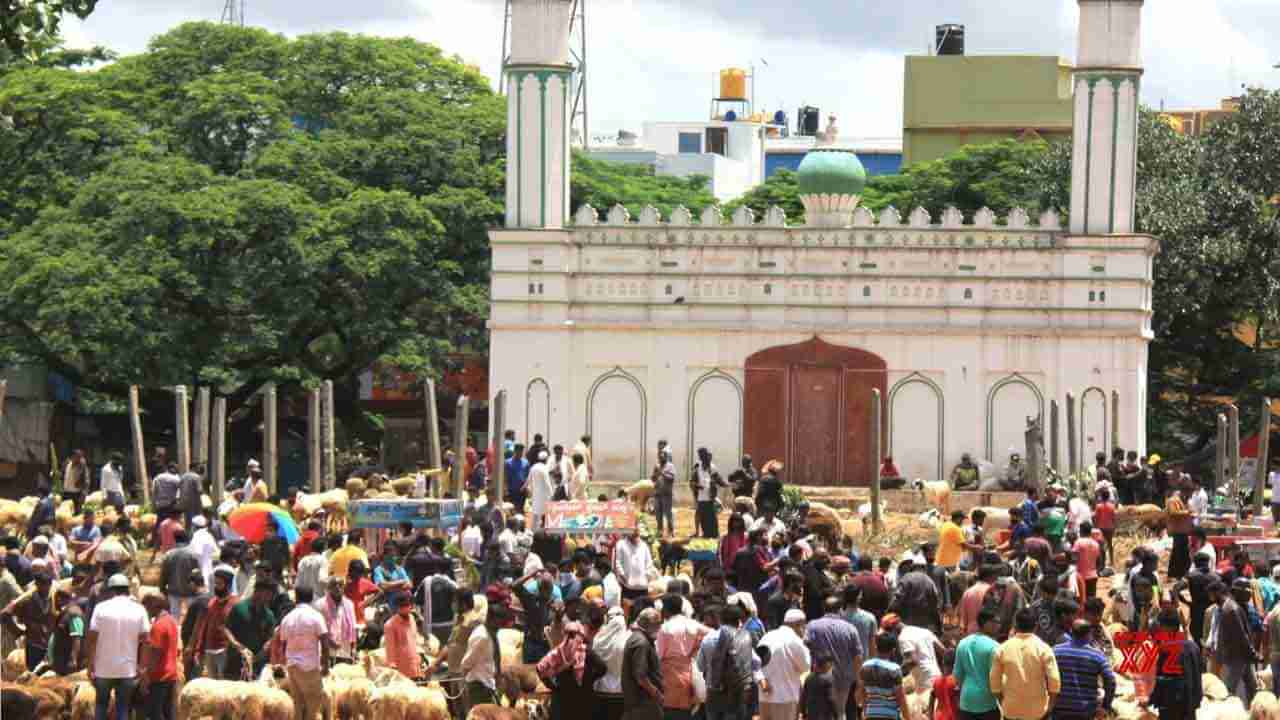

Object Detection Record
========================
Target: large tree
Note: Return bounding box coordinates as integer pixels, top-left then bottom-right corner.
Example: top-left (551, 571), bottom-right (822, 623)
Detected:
top-left (0, 23), bottom-right (504, 410)
top-left (0, 0), bottom-right (98, 59)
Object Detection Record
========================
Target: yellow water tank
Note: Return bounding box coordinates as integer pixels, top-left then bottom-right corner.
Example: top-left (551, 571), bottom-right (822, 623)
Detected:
top-left (719, 68), bottom-right (747, 100)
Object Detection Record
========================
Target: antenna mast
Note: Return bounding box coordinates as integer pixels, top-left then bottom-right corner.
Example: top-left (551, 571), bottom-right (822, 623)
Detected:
top-left (220, 0), bottom-right (244, 26)
top-left (500, 0), bottom-right (588, 149)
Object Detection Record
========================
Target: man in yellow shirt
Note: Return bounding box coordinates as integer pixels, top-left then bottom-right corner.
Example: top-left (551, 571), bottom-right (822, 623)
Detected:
top-left (328, 530), bottom-right (369, 581)
top-left (990, 608), bottom-right (1061, 720)
top-left (936, 511), bottom-right (968, 570)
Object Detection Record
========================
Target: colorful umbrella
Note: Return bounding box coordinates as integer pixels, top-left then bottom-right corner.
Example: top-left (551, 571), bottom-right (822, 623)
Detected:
top-left (227, 502), bottom-right (300, 545)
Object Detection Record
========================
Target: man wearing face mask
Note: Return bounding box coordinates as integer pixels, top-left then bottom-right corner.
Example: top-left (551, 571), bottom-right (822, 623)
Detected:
top-left (384, 593), bottom-right (424, 680)
top-left (691, 448), bottom-right (726, 539)
top-left (188, 567), bottom-right (238, 679)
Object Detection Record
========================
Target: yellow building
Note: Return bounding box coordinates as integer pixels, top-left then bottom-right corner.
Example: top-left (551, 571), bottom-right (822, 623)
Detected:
top-left (1160, 97), bottom-right (1239, 137)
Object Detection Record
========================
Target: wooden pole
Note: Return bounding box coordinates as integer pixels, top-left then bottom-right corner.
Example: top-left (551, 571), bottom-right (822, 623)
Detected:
top-left (1255, 398), bottom-right (1272, 518)
top-left (423, 379), bottom-right (442, 470)
top-left (308, 388), bottom-right (322, 494)
top-left (1049, 399), bottom-right (1060, 473)
top-left (1217, 413), bottom-right (1228, 494)
top-left (322, 380), bottom-right (336, 489)
top-left (492, 390), bottom-right (507, 504)
top-left (870, 388), bottom-right (882, 534)
top-left (175, 385), bottom-right (191, 473)
top-left (211, 397), bottom-right (227, 506)
top-left (193, 387), bottom-right (210, 468)
top-left (129, 386), bottom-right (150, 507)
top-left (452, 395), bottom-right (470, 497)
top-left (1111, 389), bottom-right (1121, 454)
top-left (1066, 392), bottom-right (1078, 475)
top-left (264, 383), bottom-right (278, 495)
top-left (0, 379), bottom-right (8, 427)
top-left (1229, 404), bottom-right (1241, 504)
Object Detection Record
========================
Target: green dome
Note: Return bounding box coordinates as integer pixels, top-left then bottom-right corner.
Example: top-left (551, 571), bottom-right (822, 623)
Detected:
top-left (797, 149), bottom-right (867, 196)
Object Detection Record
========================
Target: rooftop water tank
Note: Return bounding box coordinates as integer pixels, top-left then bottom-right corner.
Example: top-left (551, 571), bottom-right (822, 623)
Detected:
top-left (798, 106), bottom-right (820, 136)
top-left (719, 68), bottom-right (747, 100)
top-left (936, 24), bottom-right (965, 55)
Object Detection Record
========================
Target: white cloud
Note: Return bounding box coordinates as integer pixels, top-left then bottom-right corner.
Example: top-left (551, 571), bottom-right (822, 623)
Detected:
top-left (55, 0), bottom-right (1280, 139)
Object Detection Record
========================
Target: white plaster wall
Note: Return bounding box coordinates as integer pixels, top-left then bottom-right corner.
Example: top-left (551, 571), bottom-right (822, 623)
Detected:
top-left (890, 377), bottom-right (942, 481)
top-left (1113, 79), bottom-right (1138, 234)
top-left (688, 372), bottom-right (744, 474)
top-left (588, 372), bottom-right (646, 483)
top-left (509, 0), bottom-right (573, 64)
top-left (1086, 78), bottom-right (1115, 234)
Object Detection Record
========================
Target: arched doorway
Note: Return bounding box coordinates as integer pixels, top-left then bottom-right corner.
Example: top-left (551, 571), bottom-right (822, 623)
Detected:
top-left (744, 337), bottom-right (888, 486)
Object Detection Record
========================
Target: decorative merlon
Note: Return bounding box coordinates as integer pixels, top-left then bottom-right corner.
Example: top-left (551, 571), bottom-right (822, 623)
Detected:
top-left (571, 203), bottom-right (1066, 231)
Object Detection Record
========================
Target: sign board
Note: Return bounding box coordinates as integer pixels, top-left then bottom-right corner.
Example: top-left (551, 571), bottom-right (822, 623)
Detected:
top-left (350, 499), bottom-right (463, 530)
top-left (544, 500), bottom-right (638, 535)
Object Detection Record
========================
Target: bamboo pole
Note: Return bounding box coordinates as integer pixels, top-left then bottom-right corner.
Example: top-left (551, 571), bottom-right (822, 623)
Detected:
top-left (1229, 404), bottom-right (1241, 504)
top-left (1066, 392), bottom-right (1078, 475)
top-left (211, 397), bottom-right (227, 506)
top-left (1217, 413), bottom-right (1228, 494)
top-left (264, 383), bottom-right (278, 495)
top-left (193, 387), bottom-right (210, 468)
top-left (322, 380), bottom-right (336, 489)
top-left (308, 388), bottom-right (322, 494)
top-left (452, 395), bottom-right (470, 497)
top-left (1255, 398), bottom-right (1272, 517)
top-left (129, 386), bottom-right (150, 507)
top-left (870, 388), bottom-right (882, 534)
top-left (492, 390), bottom-right (507, 504)
top-left (0, 379), bottom-right (8, 426)
top-left (175, 385), bottom-right (191, 473)
top-left (424, 379), bottom-right (442, 470)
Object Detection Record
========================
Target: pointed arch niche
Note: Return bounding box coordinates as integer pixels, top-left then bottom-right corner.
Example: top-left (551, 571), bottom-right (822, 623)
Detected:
top-left (889, 373), bottom-right (944, 482)
top-left (585, 367), bottom-right (647, 483)
top-left (525, 378), bottom-right (551, 445)
top-left (986, 373), bottom-right (1045, 461)
top-left (686, 369), bottom-right (744, 472)
top-left (1080, 386), bottom-right (1108, 465)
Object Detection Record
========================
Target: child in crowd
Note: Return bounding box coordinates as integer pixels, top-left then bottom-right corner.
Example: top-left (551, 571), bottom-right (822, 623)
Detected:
top-left (928, 648), bottom-right (959, 720)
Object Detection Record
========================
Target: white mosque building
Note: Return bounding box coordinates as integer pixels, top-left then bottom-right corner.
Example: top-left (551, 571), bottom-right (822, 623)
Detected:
top-left (488, 0), bottom-right (1155, 487)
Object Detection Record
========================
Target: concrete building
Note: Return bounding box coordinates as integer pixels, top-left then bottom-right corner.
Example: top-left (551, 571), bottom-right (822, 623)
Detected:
top-left (490, 0), bottom-right (1153, 488)
top-left (1161, 97), bottom-right (1239, 137)
top-left (903, 54), bottom-right (1074, 166)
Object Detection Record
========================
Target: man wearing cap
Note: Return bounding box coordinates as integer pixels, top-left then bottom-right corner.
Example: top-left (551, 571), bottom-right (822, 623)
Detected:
top-left (189, 515), bottom-right (218, 588)
top-left (189, 567), bottom-right (238, 679)
top-left (1, 560), bottom-right (59, 670)
top-left (758, 608), bottom-right (811, 720)
top-left (622, 607), bottom-right (664, 720)
top-left (279, 585), bottom-right (332, 720)
top-left (86, 574), bottom-right (151, 720)
top-left (528, 450), bottom-right (553, 530)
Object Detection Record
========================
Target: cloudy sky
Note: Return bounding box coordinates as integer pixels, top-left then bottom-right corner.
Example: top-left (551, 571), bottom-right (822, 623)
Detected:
top-left (63, 0), bottom-right (1280, 141)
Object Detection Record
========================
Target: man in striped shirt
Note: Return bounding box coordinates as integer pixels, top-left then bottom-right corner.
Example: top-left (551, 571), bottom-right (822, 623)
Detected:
top-left (1052, 619), bottom-right (1116, 720)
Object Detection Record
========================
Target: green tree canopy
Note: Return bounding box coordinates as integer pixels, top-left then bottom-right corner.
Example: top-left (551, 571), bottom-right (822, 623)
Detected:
top-left (0, 22), bottom-right (503, 409)
top-left (1, 0), bottom-right (98, 59)
top-left (570, 151), bottom-right (716, 219)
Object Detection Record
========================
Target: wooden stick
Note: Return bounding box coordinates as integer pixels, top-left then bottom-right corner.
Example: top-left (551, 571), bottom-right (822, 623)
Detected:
top-left (264, 383), bottom-right (278, 495)
top-left (0, 379), bottom-right (8, 427)
top-left (194, 387), bottom-right (210, 467)
top-left (309, 388), bottom-right (322, 494)
top-left (453, 395), bottom-right (470, 497)
top-left (424, 378), bottom-right (442, 470)
top-left (492, 390), bottom-right (507, 504)
top-left (175, 385), bottom-right (191, 473)
top-left (1229, 404), bottom-right (1241, 503)
top-left (1111, 390), bottom-right (1121, 454)
top-left (1049, 399), bottom-right (1060, 473)
top-left (1066, 392), bottom-right (1078, 475)
top-left (323, 380), bottom-right (336, 489)
top-left (1217, 413), bottom-right (1228, 492)
top-left (129, 386), bottom-right (150, 507)
top-left (870, 388), bottom-right (882, 534)
top-left (211, 397), bottom-right (227, 506)
top-left (1256, 398), bottom-right (1272, 517)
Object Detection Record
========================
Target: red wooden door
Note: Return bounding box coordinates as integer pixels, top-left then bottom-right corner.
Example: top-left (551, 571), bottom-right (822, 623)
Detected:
top-left (790, 366), bottom-right (841, 486)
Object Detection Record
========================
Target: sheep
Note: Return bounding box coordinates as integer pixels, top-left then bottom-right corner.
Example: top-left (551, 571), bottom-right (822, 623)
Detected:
top-left (1115, 504), bottom-right (1167, 530)
top-left (496, 664), bottom-right (541, 706)
top-left (624, 480), bottom-right (655, 510)
top-left (1, 682), bottom-right (65, 720)
top-left (370, 683), bottom-right (417, 720)
top-left (1202, 697), bottom-right (1250, 720)
top-left (69, 681), bottom-right (98, 720)
top-left (3, 647), bottom-right (25, 681)
top-left (972, 507), bottom-right (1012, 530)
top-left (498, 628), bottom-right (525, 669)
top-left (804, 501), bottom-right (843, 543)
top-left (136, 513), bottom-right (158, 538)
top-left (345, 477), bottom-right (368, 500)
top-left (176, 678), bottom-right (244, 720)
top-left (1204, 673), bottom-right (1231, 701)
top-left (404, 683), bottom-right (450, 720)
top-left (910, 479), bottom-right (953, 515)
top-left (292, 489), bottom-right (350, 531)
top-left (389, 477), bottom-right (416, 497)
top-left (467, 701), bottom-right (549, 720)
top-left (326, 677), bottom-right (375, 720)
top-left (243, 685), bottom-right (294, 720)
top-left (329, 663), bottom-right (368, 682)
top-left (1251, 692), bottom-right (1280, 720)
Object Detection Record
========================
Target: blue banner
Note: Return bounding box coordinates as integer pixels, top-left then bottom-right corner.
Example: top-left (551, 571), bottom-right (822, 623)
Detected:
top-left (349, 499), bottom-right (463, 529)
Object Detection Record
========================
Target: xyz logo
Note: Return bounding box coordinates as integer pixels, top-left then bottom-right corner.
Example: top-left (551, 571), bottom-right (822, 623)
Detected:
top-left (1113, 631), bottom-right (1184, 674)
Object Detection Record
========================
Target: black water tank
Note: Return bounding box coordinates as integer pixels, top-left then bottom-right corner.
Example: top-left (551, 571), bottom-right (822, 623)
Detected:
top-left (798, 106), bottom-right (820, 136)
top-left (936, 24), bottom-right (965, 55)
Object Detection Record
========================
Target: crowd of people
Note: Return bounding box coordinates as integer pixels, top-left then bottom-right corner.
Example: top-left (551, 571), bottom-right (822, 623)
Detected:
top-left (2, 439), bottom-right (1280, 720)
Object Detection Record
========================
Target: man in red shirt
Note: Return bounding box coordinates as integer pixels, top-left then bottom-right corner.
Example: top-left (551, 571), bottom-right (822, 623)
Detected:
top-left (142, 592), bottom-right (179, 720)
top-left (1092, 489), bottom-right (1116, 571)
top-left (188, 567), bottom-right (238, 679)
top-left (344, 561), bottom-right (379, 627)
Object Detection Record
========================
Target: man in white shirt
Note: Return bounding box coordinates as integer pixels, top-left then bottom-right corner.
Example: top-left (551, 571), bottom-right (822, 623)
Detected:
top-left (573, 435), bottom-right (593, 482)
top-left (614, 533), bottom-right (655, 602)
top-left (188, 516), bottom-right (219, 588)
top-left (1190, 485), bottom-right (1210, 518)
top-left (100, 453), bottom-right (126, 511)
top-left (896, 622), bottom-right (944, 693)
top-left (461, 604), bottom-right (504, 711)
top-left (86, 574), bottom-right (151, 719)
top-left (279, 586), bottom-right (331, 720)
top-left (497, 518), bottom-right (520, 558)
top-left (571, 453), bottom-right (591, 500)
top-left (758, 609), bottom-right (812, 720)
top-left (460, 522), bottom-right (484, 561)
top-left (295, 538), bottom-right (329, 599)
top-left (528, 452), bottom-right (554, 530)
